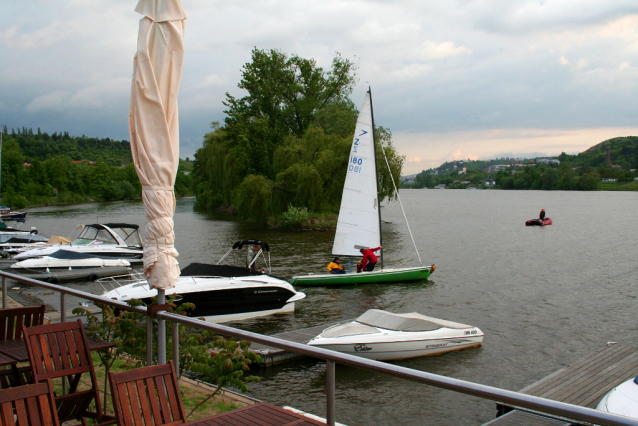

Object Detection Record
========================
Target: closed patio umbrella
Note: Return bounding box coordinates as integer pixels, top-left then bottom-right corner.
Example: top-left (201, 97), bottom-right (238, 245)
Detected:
top-left (130, 0), bottom-right (186, 365)
top-left (129, 0), bottom-right (186, 291)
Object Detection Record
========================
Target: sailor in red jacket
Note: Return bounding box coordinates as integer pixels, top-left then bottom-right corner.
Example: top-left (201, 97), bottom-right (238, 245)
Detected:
top-left (359, 246), bottom-right (382, 272)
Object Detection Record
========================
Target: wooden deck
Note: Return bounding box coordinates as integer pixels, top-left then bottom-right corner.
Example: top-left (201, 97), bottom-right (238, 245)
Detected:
top-left (250, 320), bottom-right (351, 366)
top-left (183, 402), bottom-right (327, 425)
top-left (484, 343), bottom-right (638, 425)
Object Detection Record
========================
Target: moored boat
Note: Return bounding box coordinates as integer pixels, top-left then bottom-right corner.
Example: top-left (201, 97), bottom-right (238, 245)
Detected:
top-left (10, 249), bottom-right (131, 272)
top-left (14, 223), bottom-right (143, 264)
top-left (596, 376), bottom-right (638, 419)
top-left (308, 309), bottom-right (484, 361)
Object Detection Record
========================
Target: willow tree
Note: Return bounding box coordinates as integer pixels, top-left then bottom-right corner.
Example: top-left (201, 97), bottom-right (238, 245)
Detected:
top-left (193, 48), bottom-right (405, 220)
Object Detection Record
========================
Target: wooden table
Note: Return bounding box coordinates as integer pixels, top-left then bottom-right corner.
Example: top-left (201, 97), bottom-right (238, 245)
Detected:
top-left (0, 337), bottom-right (115, 363)
top-left (183, 402), bottom-right (327, 425)
top-left (0, 352), bottom-right (17, 368)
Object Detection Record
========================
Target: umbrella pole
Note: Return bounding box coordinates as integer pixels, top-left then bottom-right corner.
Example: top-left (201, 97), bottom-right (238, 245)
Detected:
top-left (158, 289), bottom-right (167, 364)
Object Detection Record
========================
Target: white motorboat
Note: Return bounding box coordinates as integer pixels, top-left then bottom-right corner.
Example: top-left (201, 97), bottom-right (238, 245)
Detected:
top-left (14, 223), bottom-right (143, 264)
top-left (307, 309), bottom-right (484, 361)
top-left (100, 239), bottom-right (306, 322)
top-left (0, 233), bottom-right (49, 255)
top-left (596, 376), bottom-right (638, 419)
top-left (10, 249), bottom-right (131, 272)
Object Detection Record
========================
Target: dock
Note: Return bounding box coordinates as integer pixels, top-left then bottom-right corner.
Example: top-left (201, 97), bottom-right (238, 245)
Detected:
top-left (250, 320), bottom-right (351, 366)
top-left (483, 343), bottom-right (638, 425)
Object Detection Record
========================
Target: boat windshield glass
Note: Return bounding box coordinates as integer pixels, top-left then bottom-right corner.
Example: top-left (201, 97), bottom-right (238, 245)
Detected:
top-left (73, 226), bottom-right (118, 245)
top-left (110, 227), bottom-right (141, 246)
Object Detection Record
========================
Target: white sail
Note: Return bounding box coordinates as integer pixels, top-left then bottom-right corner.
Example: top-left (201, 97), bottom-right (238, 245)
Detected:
top-left (332, 91), bottom-right (381, 257)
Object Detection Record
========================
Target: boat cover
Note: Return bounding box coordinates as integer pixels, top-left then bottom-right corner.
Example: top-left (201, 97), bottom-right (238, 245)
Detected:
top-left (48, 250), bottom-right (108, 260)
top-left (321, 322), bottom-right (379, 338)
top-left (180, 262), bottom-right (262, 277)
top-left (356, 309), bottom-right (472, 331)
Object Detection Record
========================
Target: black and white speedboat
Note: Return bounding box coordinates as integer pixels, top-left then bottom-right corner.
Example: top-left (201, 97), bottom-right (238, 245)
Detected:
top-left (14, 223), bottom-right (143, 264)
top-left (101, 239), bottom-right (306, 322)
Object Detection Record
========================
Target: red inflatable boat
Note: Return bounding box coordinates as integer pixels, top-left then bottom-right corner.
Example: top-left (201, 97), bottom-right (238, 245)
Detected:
top-left (526, 218), bottom-right (552, 226)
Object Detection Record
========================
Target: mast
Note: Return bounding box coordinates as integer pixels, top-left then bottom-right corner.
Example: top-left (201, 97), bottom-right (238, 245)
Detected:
top-left (368, 87), bottom-right (383, 269)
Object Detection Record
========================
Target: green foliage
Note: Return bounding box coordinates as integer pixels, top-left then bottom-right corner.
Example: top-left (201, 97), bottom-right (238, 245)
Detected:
top-left (233, 174), bottom-right (273, 222)
top-left (73, 297), bottom-right (262, 397)
top-left (0, 129), bottom-right (193, 207)
top-left (277, 204), bottom-right (310, 230)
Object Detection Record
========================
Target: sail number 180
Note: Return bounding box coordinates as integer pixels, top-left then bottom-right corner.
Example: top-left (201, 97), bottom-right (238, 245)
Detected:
top-left (349, 156), bottom-right (363, 173)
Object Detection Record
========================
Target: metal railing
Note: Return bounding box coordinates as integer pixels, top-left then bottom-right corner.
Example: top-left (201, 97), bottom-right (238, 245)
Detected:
top-left (1, 270), bottom-right (637, 426)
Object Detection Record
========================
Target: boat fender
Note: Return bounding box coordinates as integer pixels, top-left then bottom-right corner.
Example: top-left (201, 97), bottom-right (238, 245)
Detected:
top-left (29, 229), bottom-right (38, 234)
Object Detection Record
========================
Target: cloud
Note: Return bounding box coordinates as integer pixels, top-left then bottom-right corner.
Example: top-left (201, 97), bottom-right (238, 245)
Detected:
top-left (2, 1), bottom-right (638, 169)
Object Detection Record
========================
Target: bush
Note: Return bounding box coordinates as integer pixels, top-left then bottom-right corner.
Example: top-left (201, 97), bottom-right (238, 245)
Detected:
top-left (277, 204), bottom-right (310, 230)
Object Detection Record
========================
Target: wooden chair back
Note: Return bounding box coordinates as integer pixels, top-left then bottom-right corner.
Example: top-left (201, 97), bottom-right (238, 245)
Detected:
top-left (0, 305), bottom-right (46, 340)
top-left (109, 361), bottom-right (186, 426)
top-left (22, 319), bottom-right (116, 426)
top-left (0, 380), bottom-right (60, 426)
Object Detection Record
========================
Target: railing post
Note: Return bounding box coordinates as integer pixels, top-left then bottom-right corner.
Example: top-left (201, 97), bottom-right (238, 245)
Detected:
top-left (60, 293), bottom-right (66, 323)
top-left (2, 277), bottom-right (6, 309)
top-left (157, 289), bottom-right (166, 365)
top-left (172, 320), bottom-right (179, 376)
top-left (326, 360), bottom-right (336, 426)
top-left (146, 312), bottom-right (153, 366)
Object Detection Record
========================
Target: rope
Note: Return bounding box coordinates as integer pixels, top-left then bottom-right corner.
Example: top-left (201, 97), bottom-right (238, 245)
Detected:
top-left (379, 143), bottom-right (423, 266)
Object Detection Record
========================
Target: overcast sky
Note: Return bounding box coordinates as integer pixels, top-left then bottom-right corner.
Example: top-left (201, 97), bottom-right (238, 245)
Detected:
top-left (2, 1), bottom-right (638, 174)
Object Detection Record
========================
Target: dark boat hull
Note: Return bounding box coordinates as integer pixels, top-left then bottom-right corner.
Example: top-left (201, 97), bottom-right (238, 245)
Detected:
top-left (139, 286), bottom-right (297, 317)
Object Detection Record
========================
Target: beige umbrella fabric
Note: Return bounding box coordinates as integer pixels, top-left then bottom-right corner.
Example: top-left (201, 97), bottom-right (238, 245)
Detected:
top-left (129, 0), bottom-right (186, 290)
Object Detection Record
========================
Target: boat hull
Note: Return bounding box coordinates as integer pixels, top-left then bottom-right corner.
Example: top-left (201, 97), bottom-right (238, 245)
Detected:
top-left (309, 330), bottom-right (483, 361)
top-left (290, 265), bottom-right (434, 286)
top-left (526, 218), bottom-right (552, 226)
top-left (103, 275), bottom-right (306, 321)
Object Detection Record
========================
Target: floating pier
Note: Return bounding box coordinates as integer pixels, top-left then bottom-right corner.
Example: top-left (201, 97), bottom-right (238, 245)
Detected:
top-left (249, 320), bottom-right (351, 366)
top-left (483, 343), bottom-right (638, 425)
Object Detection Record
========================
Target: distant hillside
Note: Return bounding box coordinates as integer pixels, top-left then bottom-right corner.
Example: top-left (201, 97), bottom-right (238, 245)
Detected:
top-left (1, 126), bottom-right (132, 165)
top-left (560, 136), bottom-right (638, 169)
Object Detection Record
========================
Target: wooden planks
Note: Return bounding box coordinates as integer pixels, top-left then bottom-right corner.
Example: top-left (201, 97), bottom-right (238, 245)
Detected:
top-left (520, 343), bottom-right (638, 408)
top-left (484, 343), bottom-right (638, 425)
top-left (250, 320), bottom-right (352, 366)
top-left (183, 402), bottom-right (327, 425)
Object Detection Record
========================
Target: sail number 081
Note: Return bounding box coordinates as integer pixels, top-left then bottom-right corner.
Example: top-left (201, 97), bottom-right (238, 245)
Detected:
top-left (349, 156), bottom-right (363, 173)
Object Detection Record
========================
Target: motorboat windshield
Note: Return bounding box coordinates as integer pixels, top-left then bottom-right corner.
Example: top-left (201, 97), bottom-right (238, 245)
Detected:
top-left (70, 224), bottom-right (141, 247)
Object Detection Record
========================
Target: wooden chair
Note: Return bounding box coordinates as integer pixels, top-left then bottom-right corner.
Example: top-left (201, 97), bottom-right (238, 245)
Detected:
top-left (109, 361), bottom-right (186, 426)
top-left (0, 380), bottom-right (60, 426)
top-left (0, 305), bottom-right (46, 390)
top-left (22, 319), bottom-right (116, 426)
top-left (0, 305), bottom-right (46, 340)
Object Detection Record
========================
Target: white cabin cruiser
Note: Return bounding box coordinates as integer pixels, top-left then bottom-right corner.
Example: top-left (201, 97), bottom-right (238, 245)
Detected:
top-left (0, 233), bottom-right (49, 255)
top-left (308, 309), bottom-right (484, 361)
top-left (14, 223), bottom-right (143, 264)
top-left (596, 376), bottom-right (638, 419)
top-left (101, 239), bottom-right (306, 322)
top-left (10, 249), bottom-right (131, 272)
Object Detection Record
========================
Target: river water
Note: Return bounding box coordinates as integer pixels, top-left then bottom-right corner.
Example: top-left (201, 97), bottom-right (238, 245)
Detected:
top-left (13, 190), bottom-right (638, 425)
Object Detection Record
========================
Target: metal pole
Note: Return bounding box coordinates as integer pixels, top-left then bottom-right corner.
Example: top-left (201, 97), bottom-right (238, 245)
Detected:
top-left (157, 289), bottom-right (166, 364)
top-left (60, 293), bottom-right (66, 323)
top-left (146, 314), bottom-right (153, 366)
top-left (326, 360), bottom-right (335, 426)
top-left (172, 322), bottom-right (179, 376)
top-left (2, 277), bottom-right (6, 309)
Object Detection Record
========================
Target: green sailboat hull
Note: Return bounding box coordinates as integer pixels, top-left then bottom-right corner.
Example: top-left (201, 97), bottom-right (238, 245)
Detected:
top-left (290, 265), bottom-right (434, 287)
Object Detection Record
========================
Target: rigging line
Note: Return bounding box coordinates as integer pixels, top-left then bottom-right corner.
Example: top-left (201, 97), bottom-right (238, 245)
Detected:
top-left (379, 143), bottom-right (423, 266)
